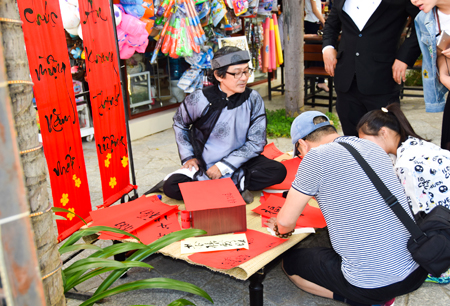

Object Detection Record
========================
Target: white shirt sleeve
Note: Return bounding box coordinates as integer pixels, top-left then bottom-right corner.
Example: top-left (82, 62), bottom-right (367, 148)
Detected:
top-left (215, 162), bottom-right (233, 176)
top-left (322, 45), bottom-right (335, 53)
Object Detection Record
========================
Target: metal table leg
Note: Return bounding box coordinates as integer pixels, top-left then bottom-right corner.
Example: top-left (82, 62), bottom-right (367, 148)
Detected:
top-left (249, 267), bottom-right (266, 306)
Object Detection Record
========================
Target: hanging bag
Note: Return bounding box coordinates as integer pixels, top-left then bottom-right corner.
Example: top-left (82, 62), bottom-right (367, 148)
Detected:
top-left (338, 142), bottom-right (450, 276)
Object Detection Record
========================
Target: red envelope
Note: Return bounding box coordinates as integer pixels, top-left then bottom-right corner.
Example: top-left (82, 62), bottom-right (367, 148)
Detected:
top-left (261, 142), bottom-right (284, 160)
top-left (188, 229), bottom-right (286, 269)
top-left (264, 157), bottom-right (302, 190)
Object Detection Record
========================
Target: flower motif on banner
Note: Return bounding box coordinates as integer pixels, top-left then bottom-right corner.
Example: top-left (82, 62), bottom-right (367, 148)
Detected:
top-left (121, 156), bottom-right (128, 167)
top-left (72, 174), bottom-right (81, 188)
top-left (109, 177), bottom-right (117, 189)
top-left (67, 208), bottom-right (75, 221)
top-left (60, 193), bottom-right (69, 206)
top-left (105, 153), bottom-right (112, 168)
top-left (75, 178), bottom-right (81, 188)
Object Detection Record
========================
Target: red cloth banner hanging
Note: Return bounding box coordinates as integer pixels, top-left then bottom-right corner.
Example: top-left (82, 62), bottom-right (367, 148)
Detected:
top-left (17, 0), bottom-right (92, 241)
top-left (78, 0), bottom-right (133, 205)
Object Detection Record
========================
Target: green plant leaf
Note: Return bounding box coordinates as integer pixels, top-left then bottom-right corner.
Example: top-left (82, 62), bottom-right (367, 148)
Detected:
top-left (61, 226), bottom-right (141, 250)
top-left (59, 244), bottom-right (103, 255)
top-left (94, 229), bottom-right (206, 296)
top-left (64, 267), bottom-right (116, 292)
top-left (52, 207), bottom-right (87, 225)
top-left (79, 278), bottom-right (213, 306)
top-left (53, 215), bottom-right (67, 221)
top-left (64, 242), bottom-right (152, 291)
top-left (167, 298), bottom-right (197, 306)
top-left (64, 258), bottom-right (153, 276)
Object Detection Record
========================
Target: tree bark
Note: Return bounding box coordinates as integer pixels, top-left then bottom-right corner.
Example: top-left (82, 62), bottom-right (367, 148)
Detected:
top-left (0, 1), bottom-right (65, 305)
top-left (283, 0), bottom-right (304, 117)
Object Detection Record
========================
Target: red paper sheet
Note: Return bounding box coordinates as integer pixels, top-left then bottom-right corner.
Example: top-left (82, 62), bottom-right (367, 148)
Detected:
top-left (180, 178), bottom-right (245, 211)
top-left (135, 213), bottom-right (182, 245)
top-left (257, 203), bottom-right (327, 229)
top-left (17, 0), bottom-right (92, 241)
top-left (91, 195), bottom-right (178, 238)
top-left (252, 195), bottom-right (286, 217)
top-left (265, 157), bottom-right (302, 190)
top-left (188, 229), bottom-right (286, 269)
top-left (261, 143), bottom-right (284, 160)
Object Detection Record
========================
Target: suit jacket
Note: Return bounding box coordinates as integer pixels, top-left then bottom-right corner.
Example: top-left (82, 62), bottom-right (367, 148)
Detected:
top-left (322, 0), bottom-right (421, 95)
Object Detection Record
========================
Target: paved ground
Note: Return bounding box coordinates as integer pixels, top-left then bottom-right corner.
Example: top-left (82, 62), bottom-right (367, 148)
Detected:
top-left (64, 90), bottom-right (450, 306)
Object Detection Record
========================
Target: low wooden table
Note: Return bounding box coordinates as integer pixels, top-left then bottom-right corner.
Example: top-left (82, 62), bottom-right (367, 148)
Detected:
top-left (153, 192), bottom-right (318, 306)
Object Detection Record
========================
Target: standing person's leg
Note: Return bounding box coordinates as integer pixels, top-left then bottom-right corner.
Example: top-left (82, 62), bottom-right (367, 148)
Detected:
top-left (240, 155), bottom-right (287, 191)
top-left (441, 94), bottom-right (450, 150)
top-left (336, 77), bottom-right (400, 136)
top-left (304, 21), bottom-right (329, 91)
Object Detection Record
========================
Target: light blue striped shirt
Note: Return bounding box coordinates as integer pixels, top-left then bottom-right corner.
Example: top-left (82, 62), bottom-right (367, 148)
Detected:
top-left (292, 136), bottom-right (419, 289)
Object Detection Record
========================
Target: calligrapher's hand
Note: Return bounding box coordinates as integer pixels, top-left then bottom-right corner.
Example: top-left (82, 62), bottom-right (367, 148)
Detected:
top-left (264, 217), bottom-right (277, 231)
top-left (392, 59), bottom-right (408, 84)
top-left (206, 165), bottom-right (222, 180)
top-left (323, 47), bottom-right (337, 77)
top-left (182, 158), bottom-right (199, 171)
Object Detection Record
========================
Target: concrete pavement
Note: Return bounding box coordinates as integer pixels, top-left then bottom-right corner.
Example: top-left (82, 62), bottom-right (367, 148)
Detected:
top-left (65, 91), bottom-right (450, 306)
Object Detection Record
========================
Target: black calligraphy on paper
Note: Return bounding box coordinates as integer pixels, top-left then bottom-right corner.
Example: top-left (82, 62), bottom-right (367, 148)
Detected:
top-left (23, 1), bottom-right (58, 27)
top-left (137, 210), bottom-right (161, 221)
top-left (97, 135), bottom-right (127, 154)
top-left (81, 0), bottom-right (108, 25)
top-left (84, 47), bottom-right (114, 65)
top-left (52, 147), bottom-right (76, 177)
top-left (115, 221), bottom-right (134, 232)
top-left (182, 239), bottom-right (247, 251)
top-left (222, 192), bottom-right (238, 204)
top-left (93, 85), bottom-right (121, 116)
top-left (220, 255), bottom-right (251, 267)
top-left (44, 108), bottom-right (73, 133)
top-left (35, 55), bottom-right (66, 81)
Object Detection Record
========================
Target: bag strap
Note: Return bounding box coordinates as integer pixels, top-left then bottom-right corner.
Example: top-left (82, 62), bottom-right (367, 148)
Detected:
top-left (338, 142), bottom-right (426, 242)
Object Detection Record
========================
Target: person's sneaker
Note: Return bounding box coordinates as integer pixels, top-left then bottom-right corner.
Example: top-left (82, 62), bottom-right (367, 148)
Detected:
top-left (372, 298), bottom-right (395, 306)
top-left (240, 189), bottom-right (254, 204)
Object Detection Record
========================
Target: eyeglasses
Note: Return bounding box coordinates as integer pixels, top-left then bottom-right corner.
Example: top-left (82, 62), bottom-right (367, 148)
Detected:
top-left (226, 68), bottom-right (254, 79)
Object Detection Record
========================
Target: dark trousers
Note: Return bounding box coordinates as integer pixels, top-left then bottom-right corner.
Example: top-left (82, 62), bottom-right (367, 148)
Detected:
top-left (163, 155), bottom-right (287, 200)
top-left (441, 94), bottom-right (450, 151)
top-left (336, 76), bottom-right (400, 136)
top-left (304, 21), bottom-right (325, 84)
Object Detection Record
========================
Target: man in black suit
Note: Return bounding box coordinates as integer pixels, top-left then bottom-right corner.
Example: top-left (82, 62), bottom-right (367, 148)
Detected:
top-left (322, 0), bottom-right (421, 136)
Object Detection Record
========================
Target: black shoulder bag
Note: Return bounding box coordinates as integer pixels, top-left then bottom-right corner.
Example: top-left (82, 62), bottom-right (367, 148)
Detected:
top-left (339, 142), bottom-right (450, 276)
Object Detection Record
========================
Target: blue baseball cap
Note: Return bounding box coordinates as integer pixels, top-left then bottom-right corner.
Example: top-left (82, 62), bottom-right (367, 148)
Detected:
top-left (291, 111), bottom-right (331, 155)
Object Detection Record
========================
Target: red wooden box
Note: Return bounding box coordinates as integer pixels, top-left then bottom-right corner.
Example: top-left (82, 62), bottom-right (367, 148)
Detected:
top-left (179, 178), bottom-right (247, 236)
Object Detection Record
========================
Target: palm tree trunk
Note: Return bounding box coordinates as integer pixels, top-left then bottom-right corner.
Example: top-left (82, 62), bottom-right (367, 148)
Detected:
top-left (283, 0), bottom-right (305, 117)
top-left (0, 1), bottom-right (65, 305)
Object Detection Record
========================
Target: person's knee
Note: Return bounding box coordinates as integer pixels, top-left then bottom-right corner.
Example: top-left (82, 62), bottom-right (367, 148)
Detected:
top-left (272, 162), bottom-right (287, 184)
top-left (163, 175), bottom-right (184, 200)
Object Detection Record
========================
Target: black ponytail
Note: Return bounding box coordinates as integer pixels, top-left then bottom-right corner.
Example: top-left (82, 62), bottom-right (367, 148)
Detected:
top-left (357, 103), bottom-right (429, 146)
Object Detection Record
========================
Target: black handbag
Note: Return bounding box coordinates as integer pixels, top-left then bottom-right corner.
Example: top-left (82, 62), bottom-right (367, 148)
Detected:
top-left (339, 142), bottom-right (450, 276)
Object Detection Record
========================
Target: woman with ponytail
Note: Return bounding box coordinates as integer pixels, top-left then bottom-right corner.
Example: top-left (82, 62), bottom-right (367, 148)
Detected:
top-left (357, 103), bottom-right (450, 284)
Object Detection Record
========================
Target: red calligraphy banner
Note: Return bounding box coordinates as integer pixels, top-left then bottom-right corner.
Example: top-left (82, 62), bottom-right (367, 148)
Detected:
top-left (78, 0), bottom-right (134, 205)
top-left (17, 0), bottom-right (92, 241)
